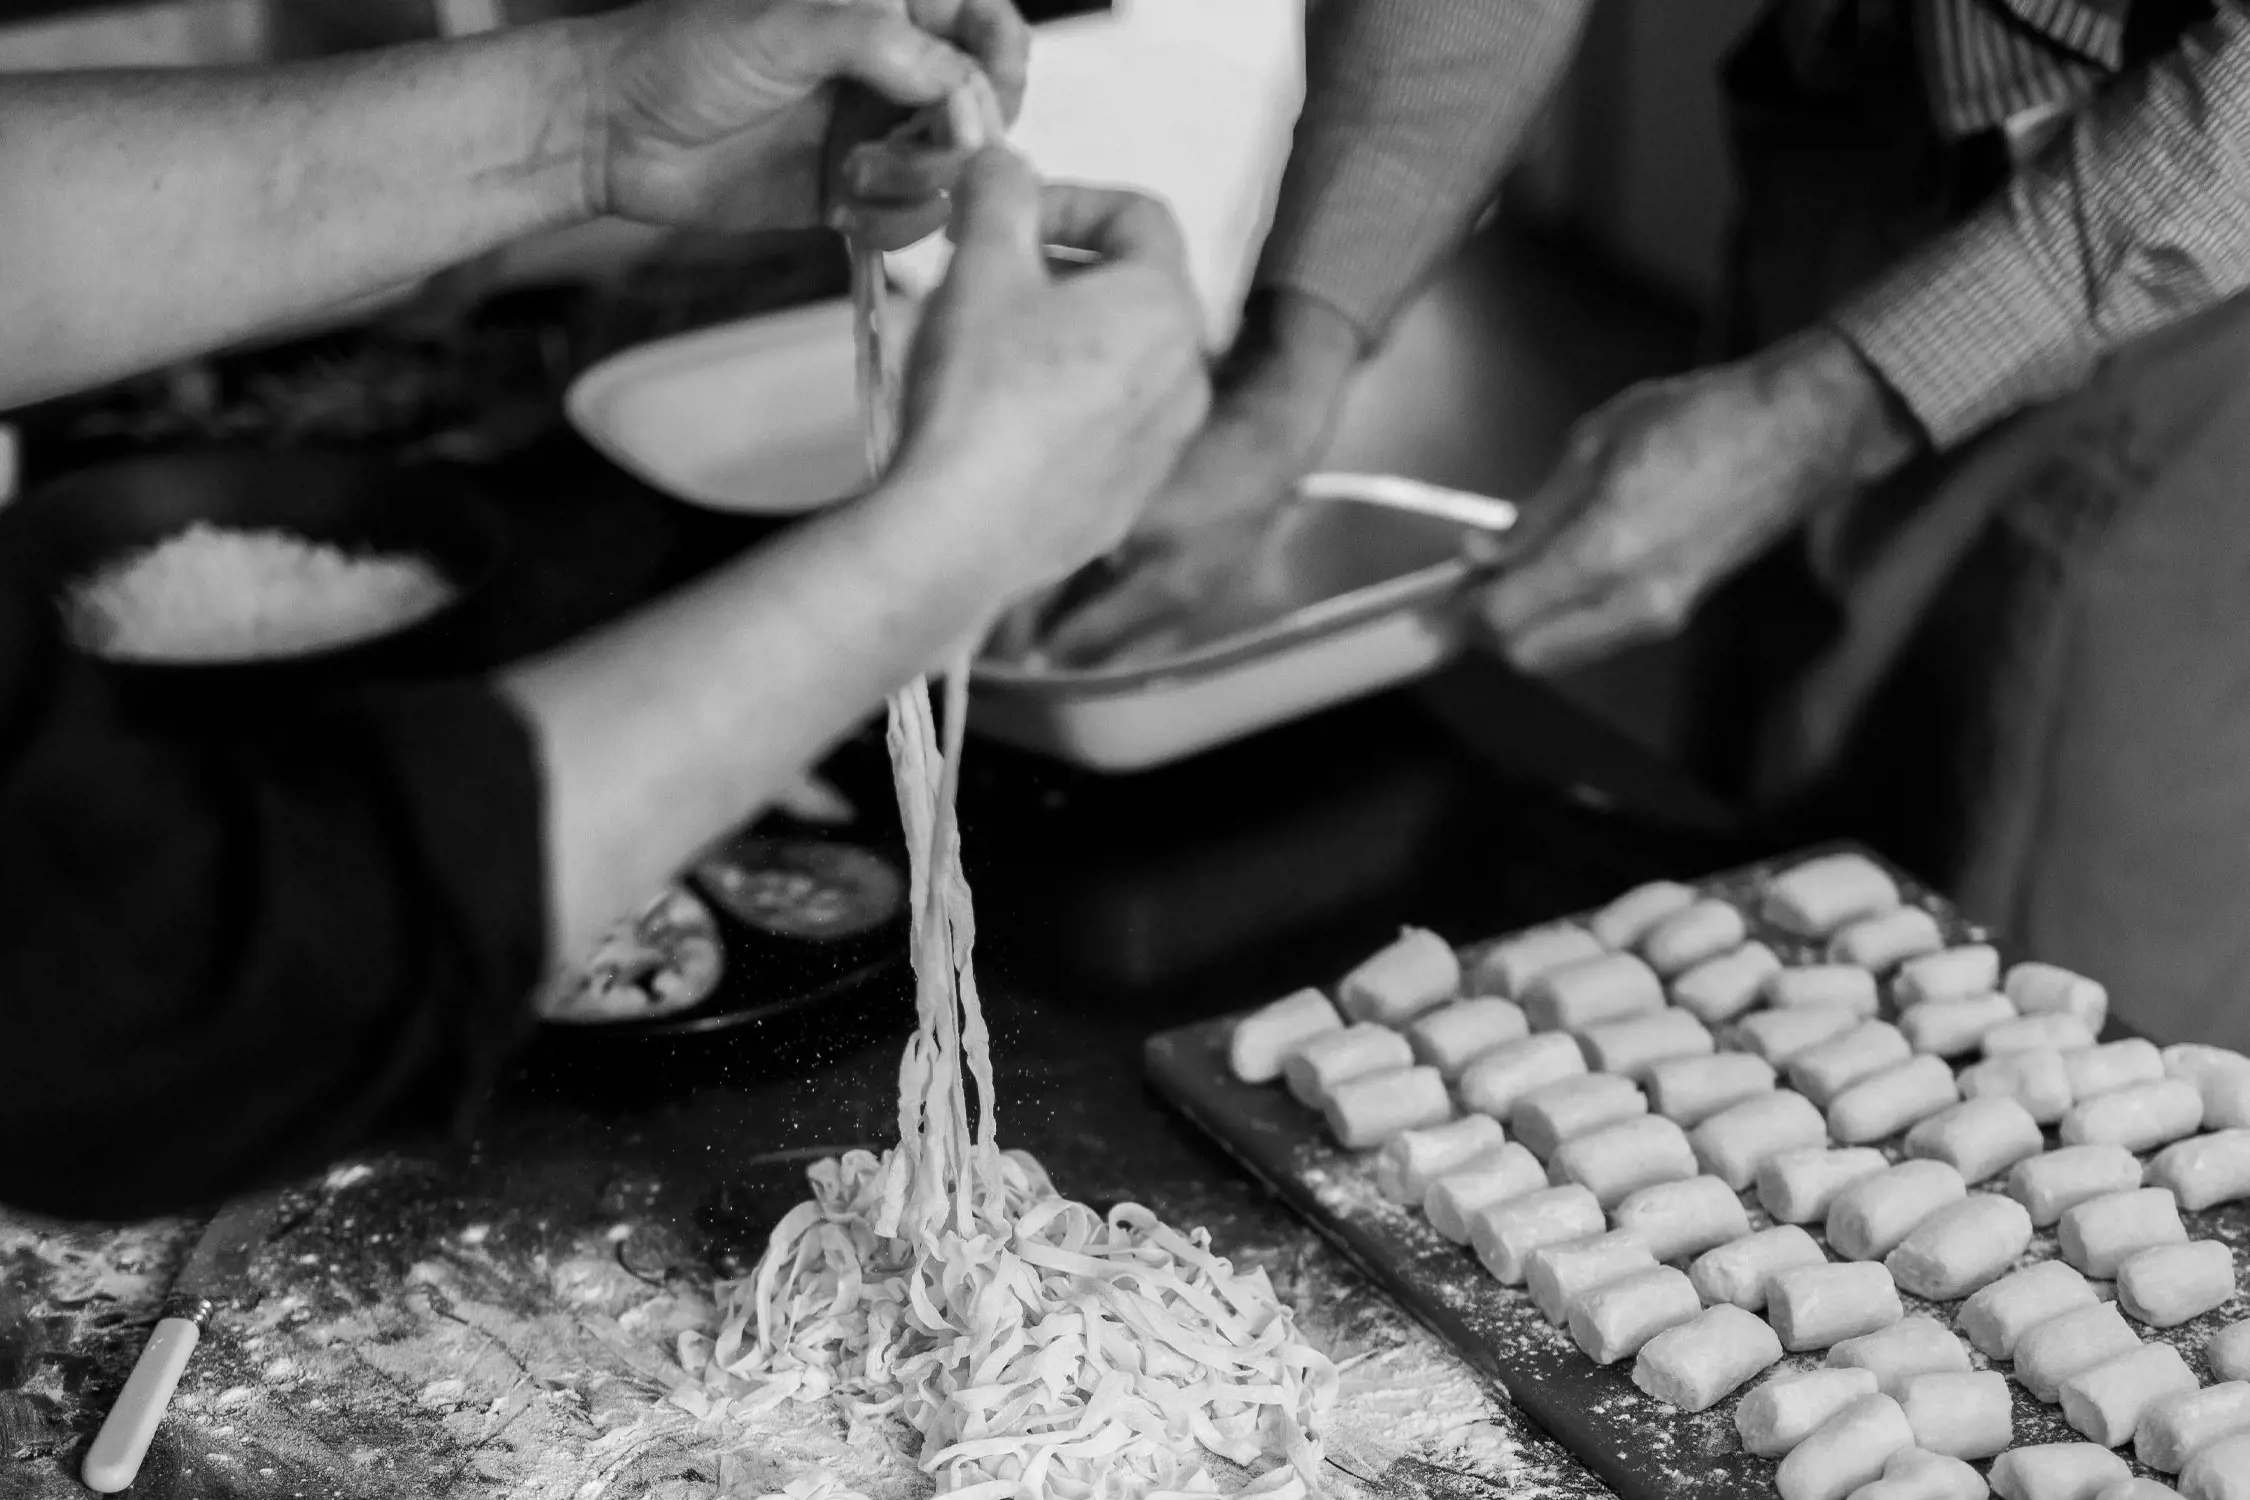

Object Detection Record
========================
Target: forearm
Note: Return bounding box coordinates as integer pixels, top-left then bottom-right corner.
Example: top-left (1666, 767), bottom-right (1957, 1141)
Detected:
top-left (0, 20), bottom-right (596, 409)
top-left (501, 473), bottom-right (1010, 965)
top-left (1256, 0), bottom-right (1593, 348)
top-left (1830, 2), bottom-right (2250, 448)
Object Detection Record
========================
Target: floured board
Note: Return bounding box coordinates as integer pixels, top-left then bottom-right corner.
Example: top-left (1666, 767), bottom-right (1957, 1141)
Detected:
top-left (1145, 844), bottom-right (2250, 1500)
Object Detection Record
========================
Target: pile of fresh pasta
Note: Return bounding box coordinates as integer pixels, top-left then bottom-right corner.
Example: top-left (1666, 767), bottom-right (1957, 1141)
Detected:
top-left (1229, 851), bottom-right (2250, 1500)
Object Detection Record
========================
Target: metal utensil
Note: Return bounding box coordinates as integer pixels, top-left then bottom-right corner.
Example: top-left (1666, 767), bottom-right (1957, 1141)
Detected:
top-left (82, 1192), bottom-right (281, 1493)
top-left (1295, 473), bottom-right (1518, 537)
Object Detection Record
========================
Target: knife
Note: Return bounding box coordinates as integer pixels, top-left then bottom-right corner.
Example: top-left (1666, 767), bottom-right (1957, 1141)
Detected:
top-left (82, 1192), bottom-right (281, 1494)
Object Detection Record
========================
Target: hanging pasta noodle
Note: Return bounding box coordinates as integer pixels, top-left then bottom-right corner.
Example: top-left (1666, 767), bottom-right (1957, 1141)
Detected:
top-left (678, 79), bottom-right (1337, 1500)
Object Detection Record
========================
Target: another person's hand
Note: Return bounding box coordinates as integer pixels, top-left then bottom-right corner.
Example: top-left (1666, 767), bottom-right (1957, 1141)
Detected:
top-left (878, 150), bottom-right (1213, 599)
top-left (1479, 327), bottom-right (1925, 674)
top-left (584, 0), bottom-right (1029, 245)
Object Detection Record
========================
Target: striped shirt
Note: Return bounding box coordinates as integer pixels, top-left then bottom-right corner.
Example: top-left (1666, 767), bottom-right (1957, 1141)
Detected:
top-left (1257, 0), bottom-right (2250, 448)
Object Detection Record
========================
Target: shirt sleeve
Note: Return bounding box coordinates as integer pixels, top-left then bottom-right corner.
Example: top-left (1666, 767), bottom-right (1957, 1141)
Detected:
top-left (1830, 2), bottom-right (2250, 449)
top-left (1254, 0), bottom-right (1594, 344)
top-left (0, 560), bottom-right (549, 1222)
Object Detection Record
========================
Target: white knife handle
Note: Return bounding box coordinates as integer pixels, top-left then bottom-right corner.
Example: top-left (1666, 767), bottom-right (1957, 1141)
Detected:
top-left (82, 1316), bottom-right (200, 1493)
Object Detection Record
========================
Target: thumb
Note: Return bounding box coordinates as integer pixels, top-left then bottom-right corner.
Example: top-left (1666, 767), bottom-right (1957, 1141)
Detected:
top-left (787, 2), bottom-right (977, 107)
top-left (945, 146), bottom-right (1042, 285)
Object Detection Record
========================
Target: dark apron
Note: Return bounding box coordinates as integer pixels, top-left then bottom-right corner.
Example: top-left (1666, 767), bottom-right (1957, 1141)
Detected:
top-left (1710, 0), bottom-right (2250, 1046)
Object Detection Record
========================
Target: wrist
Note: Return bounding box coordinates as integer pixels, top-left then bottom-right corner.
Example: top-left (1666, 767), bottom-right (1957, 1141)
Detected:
top-left (1220, 288), bottom-right (1365, 454)
top-left (1770, 325), bottom-right (1928, 486)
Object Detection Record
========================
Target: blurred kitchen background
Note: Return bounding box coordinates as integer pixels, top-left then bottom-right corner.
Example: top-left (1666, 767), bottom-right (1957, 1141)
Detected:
top-left (0, 0), bottom-right (1769, 794)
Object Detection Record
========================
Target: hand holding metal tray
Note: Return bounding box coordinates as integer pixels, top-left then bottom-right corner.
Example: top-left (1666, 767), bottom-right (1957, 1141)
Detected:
top-left (972, 473), bottom-right (1519, 771)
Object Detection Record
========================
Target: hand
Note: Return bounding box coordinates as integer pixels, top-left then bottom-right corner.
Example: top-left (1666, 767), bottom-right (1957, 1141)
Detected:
top-left (1022, 290), bottom-right (1363, 666)
top-left (1480, 326), bottom-right (1925, 674)
top-left (582, 0), bottom-right (1029, 243)
top-left (879, 150), bottom-right (1213, 598)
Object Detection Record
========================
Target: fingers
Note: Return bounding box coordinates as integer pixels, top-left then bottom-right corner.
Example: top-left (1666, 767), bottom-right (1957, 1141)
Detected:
top-left (1488, 584), bottom-right (1663, 675)
top-left (1038, 185), bottom-right (1193, 280)
top-left (792, 1), bottom-right (980, 109)
top-left (843, 137), bottom-right (967, 206)
top-left (1041, 560), bottom-right (1197, 668)
top-left (944, 146), bottom-right (1045, 280)
top-left (920, 0), bottom-right (1032, 119)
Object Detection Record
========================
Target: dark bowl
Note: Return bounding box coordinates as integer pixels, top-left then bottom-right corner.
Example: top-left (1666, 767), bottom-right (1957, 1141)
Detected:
top-left (14, 448), bottom-right (508, 697)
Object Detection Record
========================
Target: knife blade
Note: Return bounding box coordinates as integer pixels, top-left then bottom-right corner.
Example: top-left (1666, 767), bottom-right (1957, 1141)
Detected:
top-left (82, 1191), bottom-right (281, 1494)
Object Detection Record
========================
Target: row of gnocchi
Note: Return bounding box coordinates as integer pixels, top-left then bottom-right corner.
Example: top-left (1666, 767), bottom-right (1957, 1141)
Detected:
top-left (1224, 853), bottom-right (2250, 1500)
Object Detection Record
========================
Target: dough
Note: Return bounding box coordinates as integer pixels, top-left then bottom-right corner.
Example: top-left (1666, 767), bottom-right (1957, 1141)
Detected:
top-left (2005, 962), bottom-right (2109, 1035)
top-left (1229, 988), bottom-right (1342, 1083)
top-left (1673, 943), bottom-right (1786, 1025)
top-left (1897, 1371), bottom-right (2013, 1461)
top-left (2062, 1040), bottom-right (2166, 1101)
top-left (1829, 1057), bottom-right (1962, 1145)
top-left (2059, 1189), bottom-right (2188, 1278)
top-left (1768, 964), bottom-right (1884, 1017)
top-left (2114, 1240), bottom-right (2234, 1329)
top-left (1566, 1264), bottom-right (1701, 1363)
top-left (2213, 1320), bottom-right (2250, 1383)
top-left (2061, 1080), bottom-right (2205, 1154)
top-left (1961, 1049), bottom-right (2076, 1126)
top-left (1858, 1448), bottom-right (1990, 1500)
top-left (1690, 1223), bottom-right (1827, 1312)
top-left (1959, 1261), bottom-right (2100, 1360)
top-left (1901, 996), bottom-right (2020, 1059)
top-left (1511, 1073), bottom-right (1649, 1159)
top-left (2059, 1343), bottom-right (2198, 1448)
top-left (1405, 997), bottom-right (1531, 1079)
top-left (1520, 953), bottom-right (1667, 1034)
top-left (1469, 1182), bottom-right (1608, 1284)
top-left (1474, 923), bottom-right (1605, 1001)
top-left (1829, 909), bottom-right (1945, 972)
top-left (2094, 1478), bottom-right (2180, 1500)
top-left (2010, 1145), bottom-right (2144, 1228)
top-left (1738, 1367), bottom-right (1884, 1459)
top-left (2165, 1046), bottom-right (2250, 1131)
top-left (1580, 1007), bottom-right (1715, 1078)
top-left (1526, 1229), bottom-right (1658, 1326)
top-left (1324, 1065), bottom-right (1451, 1150)
top-left (1648, 1052), bottom-right (1779, 1128)
top-left (1632, 1303), bottom-right (1784, 1411)
top-left (1828, 1161), bottom-right (1968, 1263)
top-left (1765, 854), bottom-right (1903, 937)
top-left (1903, 1097), bottom-right (2045, 1185)
top-left (1761, 1147), bottom-right (1891, 1225)
top-left (1458, 1033), bottom-right (1587, 1120)
top-left (2146, 1130), bottom-right (2250, 1212)
top-left (2014, 1303), bottom-right (2141, 1404)
top-left (1548, 1114), bottom-right (1699, 1210)
top-left (1770, 1262), bottom-right (1907, 1351)
top-left (1643, 899), bottom-right (1749, 977)
top-left (1884, 1194), bottom-right (2034, 1302)
top-left (1592, 881), bottom-right (1699, 952)
top-left (2183, 1432), bottom-right (2250, 1500)
top-left (1284, 1024), bottom-right (1413, 1109)
top-left (1424, 1143), bottom-right (1549, 1244)
top-left (1736, 1004), bottom-right (1865, 1064)
top-left (1338, 927), bottom-right (1459, 1026)
top-left (1991, 1444), bottom-right (2132, 1500)
top-left (1612, 1174), bottom-right (1750, 1263)
top-left (1827, 1316), bottom-right (1972, 1399)
top-left (1894, 947), bottom-right (2003, 1010)
top-left (1792, 1022), bottom-right (1915, 1108)
top-left (1985, 1014), bottom-right (2101, 1056)
top-left (1375, 1114), bottom-right (1507, 1205)
top-left (1693, 1088), bottom-right (1829, 1191)
top-left (2135, 1382), bottom-right (2250, 1473)
top-left (1778, 1393), bottom-right (1916, 1500)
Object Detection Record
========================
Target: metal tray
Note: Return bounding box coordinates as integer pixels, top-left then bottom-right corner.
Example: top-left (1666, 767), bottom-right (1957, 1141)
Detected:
top-left (971, 476), bottom-right (1513, 771)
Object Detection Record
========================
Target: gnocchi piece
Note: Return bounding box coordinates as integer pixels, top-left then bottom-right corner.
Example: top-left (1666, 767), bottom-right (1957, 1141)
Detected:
top-left (1580, 1007), bottom-right (1714, 1078)
top-left (1338, 928), bottom-right (1459, 1025)
top-left (1901, 995), bottom-right (2019, 1059)
top-left (1827, 1315), bottom-right (1971, 1398)
top-left (2212, 1320), bottom-right (2250, 1383)
top-left (1633, 1303), bottom-right (1784, 1412)
top-left (1406, 997), bottom-right (1531, 1078)
top-left (1376, 1114), bottom-right (1507, 1205)
top-left (1765, 854), bottom-right (1903, 937)
top-left (1904, 1097), bottom-right (2045, 1185)
top-left (2062, 1040), bottom-right (2165, 1101)
top-left (1591, 881), bottom-right (1699, 952)
top-left (1830, 908), bottom-right (1946, 972)
top-left (1762, 1147), bottom-right (1891, 1225)
top-left (1458, 1033), bottom-right (1587, 1120)
top-left (1960, 1048), bottom-right (2076, 1126)
top-left (1520, 953), bottom-right (1667, 1034)
top-left (1648, 1052), bottom-right (1779, 1127)
top-left (1549, 1114), bottom-right (1699, 1211)
top-left (1693, 1089), bottom-right (1830, 1191)
top-left (1986, 1013), bottom-right (2101, 1057)
top-left (2146, 1130), bottom-right (2250, 1212)
top-left (2183, 1432), bottom-right (2250, 1500)
top-left (1779, 1394), bottom-right (1917, 1500)
top-left (1673, 943), bottom-right (1785, 1025)
top-left (1469, 1182), bottom-right (1608, 1284)
top-left (1960, 1261), bottom-right (2100, 1360)
top-left (1691, 1223), bottom-right (1827, 1312)
top-left (2010, 1145), bottom-right (2145, 1228)
top-left (1736, 1004), bottom-right (1866, 1065)
top-left (1793, 1022), bottom-right (1915, 1107)
top-left (1283, 1024), bottom-right (1413, 1109)
top-left (1644, 899), bottom-right (1749, 977)
top-left (2162, 1043), bottom-right (2250, 1089)
top-left (1897, 1371), bottom-right (2014, 1461)
top-left (1325, 1065), bottom-right (1451, 1150)
top-left (1885, 1194), bottom-right (2035, 1302)
top-left (1768, 965), bottom-right (1884, 1016)
top-left (2005, 963), bottom-right (2109, 1036)
top-left (2134, 1381), bottom-right (2250, 1473)
top-left (1858, 1448), bottom-right (1990, 1500)
top-left (2061, 1080), bottom-right (2204, 1154)
top-left (1229, 988), bottom-right (1342, 1083)
top-left (1894, 946), bottom-right (2002, 1010)
top-left (2059, 1342), bottom-right (2198, 1449)
top-left (2165, 1045), bottom-right (2250, 1131)
top-left (2101, 1480), bottom-right (2184, 1500)
top-left (1424, 1143), bottom-right (1550, 1244)
top-left (1525, 1229), bottom-right (1658, 1326)
top-left (1828, 1161), bottom-right (1969, 1262)
top-left (1473, 923), bottom-right (1604, 1001)
top-left (2114, 1241), bottom-right (2235, 1329)
top-left (1738, 1366), bottom-right (1884, 1459)
top-left (1991, 1444), bottom-right (2131, 1500)
top-left (1510, 1073), bottom-right (1648, 1159)
top-left (1567, 1264), bottom-right (1701, 1364)
top-left (1613, 1174), bottom-right (1751, 1264)
top-left (2014, 1303), bottom-right (2141, 1404)
top-left (1770, 1262), bottom-right (1908, 1351)
top-left (2060, 1189), bottom-right (2188, 1279)
top-left (1830, 1057), bottom-right (1962, 1146)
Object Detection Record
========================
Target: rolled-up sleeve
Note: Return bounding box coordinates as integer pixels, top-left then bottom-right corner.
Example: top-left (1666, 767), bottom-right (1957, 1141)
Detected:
top-left (1255, 0), bottom-right (1594, 344)
top-left (1831, 2), bottom-right (2250, 448)
top-left (0, 562), bottom-right (548, 1222)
